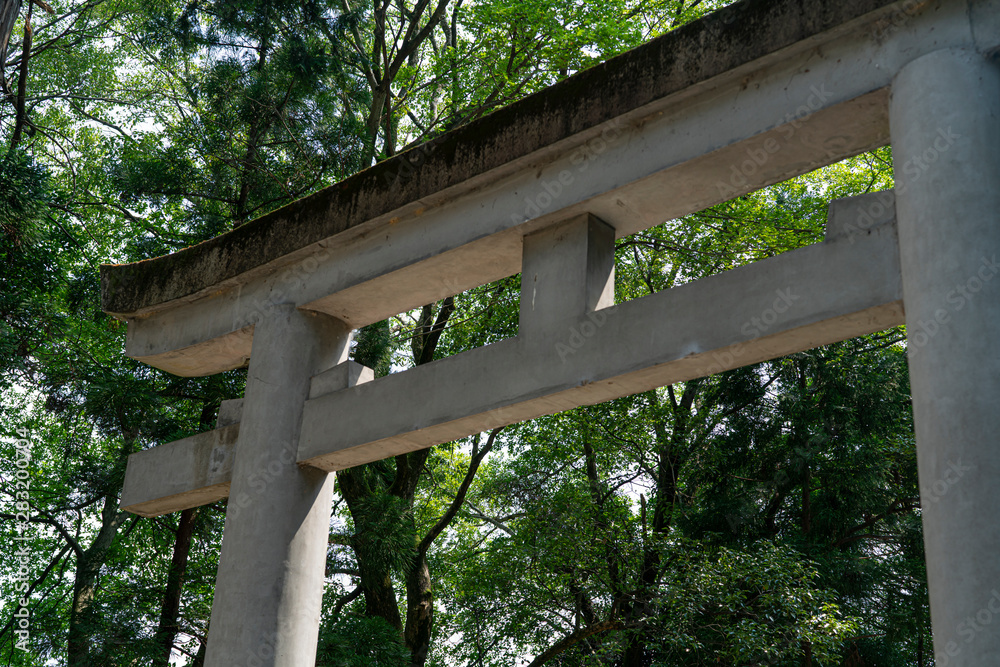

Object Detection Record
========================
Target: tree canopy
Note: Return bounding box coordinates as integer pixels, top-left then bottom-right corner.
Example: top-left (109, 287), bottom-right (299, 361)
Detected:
top-left (0, 1), bottom-right (927, 666)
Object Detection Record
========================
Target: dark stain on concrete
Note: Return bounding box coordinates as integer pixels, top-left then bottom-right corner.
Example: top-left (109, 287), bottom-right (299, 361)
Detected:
top-left (101, 0), bottom-right (901, 316)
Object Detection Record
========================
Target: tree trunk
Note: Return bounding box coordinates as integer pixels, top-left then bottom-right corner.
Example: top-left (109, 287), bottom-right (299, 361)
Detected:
top-left (0, 0), bottom-right (20, 71)
top-left (152, 507), bottom-right (198, 667)
top-left (802, 460), bottom-right (812, 535)
top-left (337, 466), bottom-right (405, 631)
top-left (192, 628), bottom-right (207, 667)
top-left (620, 384), bottom-right (698, 665)
top-left (404, 553), bottom-right (433, 666)
top-left (337, 299), bottom-right (456, 662)
top-left (67, 495), bottom-right (130, 667)
top-left (7, 0), bottom-right (29, 150)
top-left (233, 30), bottom-right (270, 226)
top-left (362, 86), bottom-right (389, 166)
top-left (917, 596), bottom-right (925, 666)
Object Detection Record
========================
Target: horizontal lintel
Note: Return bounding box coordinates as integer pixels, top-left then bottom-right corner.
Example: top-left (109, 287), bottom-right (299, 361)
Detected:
top-left (111, 0), bottom-right (993, 377)
top-left (103, 0), bottom-right (910, 318)
top-left (120, 423), bottom-right (240, 517)
top-left (120, 194), bottom-right (902, 512)
top-left (298, 192), bottom-right (903, 470)
top-left (120, 365), bottom-right (371, 516)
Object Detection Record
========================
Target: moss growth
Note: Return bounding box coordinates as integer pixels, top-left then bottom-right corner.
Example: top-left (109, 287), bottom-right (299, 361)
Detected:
top-left (101, 0), bottom-right (898, 316)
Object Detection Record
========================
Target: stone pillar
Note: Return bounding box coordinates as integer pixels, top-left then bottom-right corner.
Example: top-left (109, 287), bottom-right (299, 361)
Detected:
top-left (205, 305), bottom-right (351, 667)
top-left (519, 213), bottom-right (616, 341)
top-left (890, 48), bottom-right (1000, 665)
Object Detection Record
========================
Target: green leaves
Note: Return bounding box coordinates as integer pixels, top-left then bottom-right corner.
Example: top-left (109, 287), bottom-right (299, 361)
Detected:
top-left (0, 151), bottom-right (48, 248)
top-left (0, 1), bottom-right (927, 665)
top-left (318, 616), bottom-right (410, 667)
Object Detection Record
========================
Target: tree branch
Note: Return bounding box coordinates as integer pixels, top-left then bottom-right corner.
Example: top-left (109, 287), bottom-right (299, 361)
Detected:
top-left (524, 619), bottom-right (624, 667)
top-left (418, 427), bottom-right (502, 555)
top-left (332, 586), bottom-right (363, 618)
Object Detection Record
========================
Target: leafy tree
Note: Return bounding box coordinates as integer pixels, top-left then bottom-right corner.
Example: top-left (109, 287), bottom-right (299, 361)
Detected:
top-left (0, 1), bottom-right (930, 666)
top-left (111, 0), bottom-right (366, 236)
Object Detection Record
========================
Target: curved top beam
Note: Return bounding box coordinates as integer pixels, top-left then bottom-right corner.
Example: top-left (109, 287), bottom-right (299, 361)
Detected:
top-left (100, 0), bottom-right (902, 317)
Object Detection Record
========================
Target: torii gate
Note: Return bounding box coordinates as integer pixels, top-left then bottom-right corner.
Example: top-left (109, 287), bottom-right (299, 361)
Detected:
top-left (100, 0), bottom-right (1000, 664)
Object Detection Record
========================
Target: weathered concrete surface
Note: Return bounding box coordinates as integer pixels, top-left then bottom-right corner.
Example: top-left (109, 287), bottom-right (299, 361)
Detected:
top-left (825, 190), bottom-right (895, 243)
top-left (205, 308), bottom-right (350, 667)
top-left (215, 398), bottom-right (243, 427)
top-left (121, 399), bottom-right (242, 517)
top-left (119, 364), bottom-right (372, 521)
top-left (519, 214), bottom-right (615, 339)
top-left (972, 0), bottom-right (1000, 52)
top-left (891, 48), bottom-right (1000, 666)
top-left (299, 198), bottom-right (903, 470)
top-left (119, 84), bottom-right (891, 376)
top-left (102, 0), bottom-right (1000, 377)
top-left (121, 192), bottom-right (900, 511)
top-left (120, 422), bottom-right (239, 517)
top-left (309, 360), bottom-right (374, 399)
top-left (101, 0), bottom-right (907, 316)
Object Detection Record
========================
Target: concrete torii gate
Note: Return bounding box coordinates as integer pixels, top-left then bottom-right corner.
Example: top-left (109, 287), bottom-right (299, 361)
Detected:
top-left (100, 0), bottom-right (1000, 664)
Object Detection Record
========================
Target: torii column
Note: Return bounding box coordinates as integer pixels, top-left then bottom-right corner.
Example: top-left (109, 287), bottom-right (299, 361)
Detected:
top-left (891, 49), bottom-right (1000, 664)
top-left (204, 306), bottom-right (350, 666)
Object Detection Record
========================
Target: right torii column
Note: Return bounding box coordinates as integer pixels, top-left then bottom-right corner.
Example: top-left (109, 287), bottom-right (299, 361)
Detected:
top-left (891, 48), bottom-right (1000, 665)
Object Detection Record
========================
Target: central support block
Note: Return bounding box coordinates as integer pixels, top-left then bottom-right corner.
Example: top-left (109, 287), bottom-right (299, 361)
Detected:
top-left (519, 213), bottom-right (616, 340)
top-left (205, 306), bottom-right (350, 667)
top-left (298, 202), bottom-right (903, 470)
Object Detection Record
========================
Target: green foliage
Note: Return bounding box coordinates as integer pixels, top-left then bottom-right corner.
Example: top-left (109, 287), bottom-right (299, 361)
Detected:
top-left (111, 0), bottom-right (367, 243)
top-left (350, 491), bottom-right (418, 577)
top-left (353, 321), bottom-right (393, 378)
top-left (0, 151), bottom-right (59, 386)
top-left (0, 1), bottom-right (927, 666)
top-left (318, 615), bottom-right (410, 666)
top-left (0, 151), bottom-right (48, 247)
top-left (647, 540), bottom-right (858, 665)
